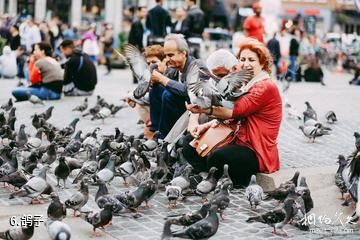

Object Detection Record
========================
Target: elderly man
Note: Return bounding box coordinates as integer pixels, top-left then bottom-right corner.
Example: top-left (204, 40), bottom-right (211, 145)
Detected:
top-left (182, 49), bottom-right (240, 173)
top-left (149, 34), bottom-right (207, 139)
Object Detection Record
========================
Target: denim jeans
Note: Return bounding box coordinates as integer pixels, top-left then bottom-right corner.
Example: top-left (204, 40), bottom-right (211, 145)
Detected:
top-left (12, 86), bottom-right (61, 101)
top-left (286, 55), bottom-right (298, 81)
top-left (149, 84), bottom-right (186, 139)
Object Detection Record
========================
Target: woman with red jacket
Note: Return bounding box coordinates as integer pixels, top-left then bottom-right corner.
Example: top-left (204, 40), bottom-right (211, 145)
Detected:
top-left (187, 38), bottom-right (282, 186)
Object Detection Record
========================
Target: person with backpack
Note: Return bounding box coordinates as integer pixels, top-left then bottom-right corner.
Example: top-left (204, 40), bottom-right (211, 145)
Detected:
top-left (59, 40), bottom-right (97, 96)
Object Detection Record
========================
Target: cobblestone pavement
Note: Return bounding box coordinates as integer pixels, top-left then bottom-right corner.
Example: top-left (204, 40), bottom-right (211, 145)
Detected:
top-left (0, 67), bottom-right (359, 239)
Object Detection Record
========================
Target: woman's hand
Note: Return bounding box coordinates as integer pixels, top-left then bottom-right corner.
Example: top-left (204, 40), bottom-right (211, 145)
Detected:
top-left (185, 103), bottom-right (210, 115)
top-left (191, 120), bottom-right (219, 138)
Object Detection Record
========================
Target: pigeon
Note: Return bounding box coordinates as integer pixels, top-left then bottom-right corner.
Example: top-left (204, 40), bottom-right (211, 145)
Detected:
top-left (72, 98), bottom-right (88, 112)
top-left (116, 151), bottom-right (137, 185)
top-left (303, 101), bottom-right (317, 121)
top-left (63, 130), bottom-right (82, 156)
top-left (165, 185), bottom-right (182, 208)
top-left (299, 125), bottom-right (330, 142)
top-left (28, 94), bottom-right (45, 105)
top-left (80, 203), bottom-right (113, 237)
top-left (295, 177), bottom-right (314, 213)
top-left (65, 178), bottom-right (89, 216)
top-left (121, 44), bottom-right (157, 99)
top-left (16, 124), bottom-right (28, 148)
top-left (353, 132), bottom-right (360, 158)
top-left (38, 106), bottom-right (54, 121)
top-left (284, 102), bottom-right (302, 120)
top-left (94, 178), bottom-right (125, 214)
top-left (125, 179), bottom-right (157, 213)
top-left (95, 154), bottom-right (116, 184)
top-left (47, 192), bottom-right (67, 221)
top-left (0, 149), bottom-right (18, 177)
top-left (210, 181), bottom-right (231, 220)
top-left (45, 219), bottom-right (71, 240)
top-left (246, 206), bottom-right (286, 225)
top-left (72, 152), bottom-right (98, 184)
top-left (1, 98), bottom-right (13, 111)
top-left (196, 166), bottom-right (218, 201)
top-left (273, 185), bottom-right (309, 236)
top-left (164, 203), bottom-right (211, 226)
top-left (162, 204), bottom-right (219, 240)
top-left (25, 128), bottom-right (44, 150)
top-left (91, 107), bottom-right (111, 121)
top-left (245, 175), bottom-right (264, 209)
top-left (215, 164), bottom-right (233, 193)
top-left (54, 156), bottom-right (71, 188)
top-left (9, 165), bottom-right (49, 204)
top-left (0, 217), bottom-right (34, 240)
top-left (82, 105), bottom-right (100, 118)
top-left (169, 165), bottom-right (193, 193)
top-left (40, 142), bottom-right (57, 165)
top-left (59, 118), bottom-right (80, 137)
top-left (265, 171), bottom-right (300, 201)
top-left (335, 155), bottom-right (348, 199)
top-left (325, 110), bottom-right (337, 123)
top-left (31, 114), bottom-right (45, 129)
top-left (0, 112), bottom-right (6, 128)
top-left (0, 171), bottom-right (27, 189)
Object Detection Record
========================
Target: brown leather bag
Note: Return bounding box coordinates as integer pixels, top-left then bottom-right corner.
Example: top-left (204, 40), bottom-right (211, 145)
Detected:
top-left (189, 123), bottom-right (236, 157)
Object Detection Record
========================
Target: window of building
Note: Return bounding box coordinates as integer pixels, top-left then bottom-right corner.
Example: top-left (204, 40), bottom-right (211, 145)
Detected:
top-left (17, 0), bottom-right (35, 16)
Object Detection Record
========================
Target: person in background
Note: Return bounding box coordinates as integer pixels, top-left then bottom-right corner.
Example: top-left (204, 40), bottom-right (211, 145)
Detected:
top-left (8, 25), bottom-right (21, 50)
top-left (0, 46), bottom-right (17, 78)
top-left (171, 7), bottom-right (186, 34)
top-left (60, 40), bottom-right (97, 96)
top-left (146, 0), bottom-right (172, 45)
top-left (304, 55), bottom-right (325, 85)
top-left (210, 0), bottom-right (229, 29)
top-left (100, 24), bottom-right (114, 75)
top-left (19, 17), bottom-right (42, 53)
top-left (128, 6), bottom-right (148, 51)
top-left (12, 41), bottom-right (63, 101)
top-left (183, 0), bottom-right (205, 59)
top-left (267, 32), bottom-right (281, 80)
top-left (285, 29), bottom-right (300, 81)
top-left (243, 2), bottom-right (265, 43)
top-left (82, 25), bottom-right (99, 65)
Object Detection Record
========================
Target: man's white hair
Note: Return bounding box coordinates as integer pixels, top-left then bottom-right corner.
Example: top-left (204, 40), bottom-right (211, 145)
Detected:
top-left (206, 49), bottom-right (238, 72)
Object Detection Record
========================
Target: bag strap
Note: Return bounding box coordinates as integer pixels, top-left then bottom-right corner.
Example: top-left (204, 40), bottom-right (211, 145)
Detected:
top-left (77, 55), bottom-right (84, 72)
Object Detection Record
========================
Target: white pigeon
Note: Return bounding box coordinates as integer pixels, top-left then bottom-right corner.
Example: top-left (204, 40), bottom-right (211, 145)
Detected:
top-left (46, 219), bottom-right (71, 240)
top-left (245, 175), bottom-right (264, 209)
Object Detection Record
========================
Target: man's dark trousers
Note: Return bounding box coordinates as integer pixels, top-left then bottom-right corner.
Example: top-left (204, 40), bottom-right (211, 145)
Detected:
top-left (149, 84), bottom-right (186, 139)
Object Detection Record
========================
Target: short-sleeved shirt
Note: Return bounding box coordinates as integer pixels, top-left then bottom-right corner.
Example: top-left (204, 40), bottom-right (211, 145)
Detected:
top-left (232, 79), bottom-right (282, 173)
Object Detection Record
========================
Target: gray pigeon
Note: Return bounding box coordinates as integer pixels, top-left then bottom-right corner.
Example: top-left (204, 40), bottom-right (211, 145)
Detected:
top-left (165, 185), bottom-right (182, 208)
top-left (354, 132), bottom-right (360, 157)
top-left (169, 165), bottom-right (193, 194)
top-left (196, 166), bottom-right (218, 201)
top-left (162, 204), bottom-right (219, 240)
top-left (164, 203), bottom-right (211, 226)
top-left (95, 178), bottom-right (125, 214)
top-left (265, 171), bottom-right (300, 201)
top-left (245, 175), bottom-right (264, 209)
top-left (299, 125), bottom-right (330, 142)
top-left (125, 179), bottom-right (157, 214)
top-left (325, 110), bottom-right (337, 123)
top-left (215, 164), bottom-right (233, 193)
top-left (9, 165), bottom-right (49, 204)
top-left (210, 181), bottom-right (231, 220)
top-left (45, 219), bottom-right (71, 240)
top-left (303, 101), bottom-right (317, 121)
top-left (95, 154), bottom-right (116, 184)
top-left (65, 178), bottom-right (89, 216)
top-left (335, 155), bottom-right (348, 199)
top-left (1, 98), bottom-right (13, 112)
top-left (47, 192), bottom-right (67, 221)
top-left (72, 98), bottom-right (88, 112)
top-left (16, 124), bottom-right (28, 148)
top-left (295, 177), bottom-right (314, 213)
top-left (40, 142), bottom-right (57, 165)
top-left (80, 203), bottom-right (113, 237)
top-left (0, 217), bottom-right (34, 240)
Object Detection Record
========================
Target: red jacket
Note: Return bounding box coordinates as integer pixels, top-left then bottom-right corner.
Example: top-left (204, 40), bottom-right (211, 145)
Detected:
top-left (243, 15), bottom-right (265, 43)
top-left (232, 79), bottom-right (282, 173)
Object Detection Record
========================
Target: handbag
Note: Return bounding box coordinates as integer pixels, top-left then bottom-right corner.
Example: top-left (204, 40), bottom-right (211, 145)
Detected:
top-left (189, 122), bottom-right (237, 157)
